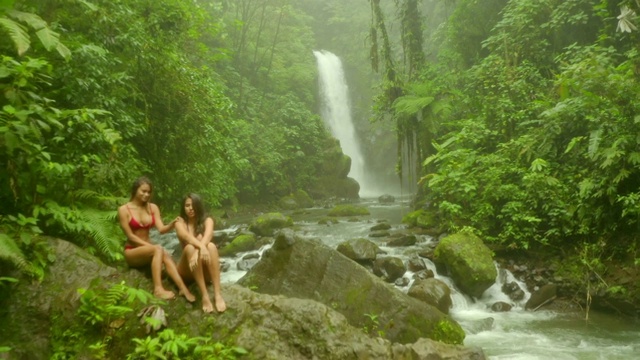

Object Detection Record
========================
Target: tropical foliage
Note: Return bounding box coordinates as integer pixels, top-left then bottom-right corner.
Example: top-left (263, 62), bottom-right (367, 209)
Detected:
top-left (0, 0), bottom-right (346, 275)
top-left (367, 0), bottom-right (640, 256)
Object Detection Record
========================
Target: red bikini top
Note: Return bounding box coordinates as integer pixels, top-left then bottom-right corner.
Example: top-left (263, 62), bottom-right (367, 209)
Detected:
top-left (127, 205), bottom-right (155, 230)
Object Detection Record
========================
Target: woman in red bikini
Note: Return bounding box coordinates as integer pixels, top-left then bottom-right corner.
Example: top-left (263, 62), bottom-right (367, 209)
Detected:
top-left (175, 193), bottom-right (226, 313)
top-left (118, 176), bottom-right (195, 302)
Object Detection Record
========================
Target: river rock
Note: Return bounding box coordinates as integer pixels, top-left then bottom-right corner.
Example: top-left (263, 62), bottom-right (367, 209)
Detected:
top-left (387, 234), bottom-right (417, 247)
top-left (248, 212), bottom-right (293, 236)
top-left (408, 278), bottom-right (453, 314)
top-left (370, 222), bottom-right (392, 231)
top-left (336, 238), bottom-right (381, 264)
top-left (525, 284), bottom-right (557, 310)
top-left (434, 232), bottom-right (497, 298)
top-left (238, 233), bottom-right (467, 345)
top-left (218, 232), bottom-right (257, 257)
top-left (373, 256), bottom-right (406, 283)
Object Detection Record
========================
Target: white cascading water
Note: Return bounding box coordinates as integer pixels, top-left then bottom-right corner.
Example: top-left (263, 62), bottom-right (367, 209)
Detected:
top-left (313, 50), bottom-right (370, 196)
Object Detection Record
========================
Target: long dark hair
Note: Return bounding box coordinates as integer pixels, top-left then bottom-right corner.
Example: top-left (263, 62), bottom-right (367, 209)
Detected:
top-left (130, 176), bottom-right (153, 201)
top-left (180, 193), bottom-right (207, 235)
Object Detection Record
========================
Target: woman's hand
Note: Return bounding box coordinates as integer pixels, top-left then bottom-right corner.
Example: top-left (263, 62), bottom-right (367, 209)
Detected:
top-left (200, 246), bottom-right (210, 264)
top-left (188, 251), bottom-right (199, 272)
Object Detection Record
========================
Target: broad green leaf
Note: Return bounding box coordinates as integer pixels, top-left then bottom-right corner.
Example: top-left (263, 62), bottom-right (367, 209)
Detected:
top-left (35, 27), bottom-right (59, 51)
top-left (7, 10), bottom-right (46, 30)
top-left (56, 42), bottom-right (71, 60)
top-left (0, 17), bottom-right (30, 55)
top-left (0, 67), bottom-right (11, 78)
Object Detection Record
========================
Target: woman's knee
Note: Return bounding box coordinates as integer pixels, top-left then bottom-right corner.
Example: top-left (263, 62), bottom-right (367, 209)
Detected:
top-left (183, 244), bottom-right (197, 255)
top-left (206, 242), bottom-right (219, 256)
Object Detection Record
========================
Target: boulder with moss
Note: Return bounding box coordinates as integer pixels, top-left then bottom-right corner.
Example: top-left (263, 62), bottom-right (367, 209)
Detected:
top-left (218, 233), bottom-right (258, 257)
top-left (239, 230), bottom-right (466, 345)
top-left (248, 212), bottom-right (293, 237)
top-left (433, 232), bottom-right (497, 298)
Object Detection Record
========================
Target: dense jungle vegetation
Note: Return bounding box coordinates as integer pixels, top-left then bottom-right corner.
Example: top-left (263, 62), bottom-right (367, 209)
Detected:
top-left (2, 0), bottom-right (640, 297)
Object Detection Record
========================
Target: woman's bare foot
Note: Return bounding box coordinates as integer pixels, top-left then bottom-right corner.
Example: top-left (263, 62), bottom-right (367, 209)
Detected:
top-left (214, 294), bottom-right (226, 313)
top-left (202, 297), bottom-right (214, 313)
top-left (179, 289), bottom-right (196, 303)
top-left (154, 289), bottom-right (176, 300)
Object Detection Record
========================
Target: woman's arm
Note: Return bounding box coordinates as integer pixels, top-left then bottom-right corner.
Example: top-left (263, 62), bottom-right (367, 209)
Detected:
top-left (199, 217), bottom-right (215, 247)
top-left (152, 203), bottom-right (177, 234)
top-left (117, 205), bottom-right (150, 247)
top-left (174, 219), bottom-right (205, 250)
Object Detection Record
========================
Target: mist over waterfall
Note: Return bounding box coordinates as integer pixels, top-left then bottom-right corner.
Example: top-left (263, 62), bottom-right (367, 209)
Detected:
top-left (313, 50), bottom-right (373, 196)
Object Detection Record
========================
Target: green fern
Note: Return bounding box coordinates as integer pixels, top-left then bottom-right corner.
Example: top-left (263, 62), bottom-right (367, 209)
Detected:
top-left (0, 233), bottom-right (31, 272)
top-left (75, 207), bottom-right (123, 262)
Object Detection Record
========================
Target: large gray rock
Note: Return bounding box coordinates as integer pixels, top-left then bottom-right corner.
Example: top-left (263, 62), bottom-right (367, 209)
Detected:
top-left (0, 237), bottom-right (486, 360)
top-left (434, 233), bottom-right (497, 298)
top-left (238, 233), bottom-right (467, 345)
top-left (408, 278), bottom-right (453, 314)
top-left (336, 238), bottom-right (381, 263)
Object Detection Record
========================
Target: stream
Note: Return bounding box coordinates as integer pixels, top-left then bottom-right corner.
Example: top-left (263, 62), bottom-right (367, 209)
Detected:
top-left (160, 196), bottom-right (640, 359)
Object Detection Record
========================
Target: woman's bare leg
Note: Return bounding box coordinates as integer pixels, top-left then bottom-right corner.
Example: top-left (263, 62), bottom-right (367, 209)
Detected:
top-left (125, 245), bottom-right (174, 300)
top-left (178, 244), bottom-right (212, 312)
top-left (205, 243), bottom-right (226, 312)
top-left (162, 250), bottom-right (196, 303)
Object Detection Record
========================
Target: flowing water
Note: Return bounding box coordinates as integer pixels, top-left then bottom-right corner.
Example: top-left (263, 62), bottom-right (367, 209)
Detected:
top-left (212, 197), bottom-right (640, 360)
top-left (313, 50), bottom-right (366, 187)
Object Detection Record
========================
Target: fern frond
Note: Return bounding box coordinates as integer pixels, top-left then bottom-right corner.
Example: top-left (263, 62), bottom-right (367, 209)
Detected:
top-left (0, 233), bottom-right (32, 273)
top-left (78, 208), bottom-right (123, 261)
top-left (72, 189), bottom-right (102, 202)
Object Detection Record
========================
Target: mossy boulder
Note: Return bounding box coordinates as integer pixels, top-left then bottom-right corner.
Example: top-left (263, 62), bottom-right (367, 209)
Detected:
top-left (218, 233), bottom-right (258, 257)
top-left (402, 209), bottom-right (438, 229)
top-left (239, 233), bottom-right (466, 345)
top-left (319, 138), bottom-right (352, 178)
top-left (328, 204), bottom-right (370, 217)
top-left (434, 232), bottom-right (497, 298)
top-left (278, 190), bottom-right (315, 210)
top-left (248, 212), bottom-right (293, 236)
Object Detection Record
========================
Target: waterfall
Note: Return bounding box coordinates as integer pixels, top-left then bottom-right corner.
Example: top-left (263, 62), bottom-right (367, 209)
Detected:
top-left (313, 50), bottom-right (370, 196)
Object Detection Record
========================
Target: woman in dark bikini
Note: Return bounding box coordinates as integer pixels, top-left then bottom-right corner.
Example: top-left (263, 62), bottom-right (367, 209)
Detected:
top-left (117, 176), bottom-right (195, 302)
top-left (175, 193), bottom-right (226, 313)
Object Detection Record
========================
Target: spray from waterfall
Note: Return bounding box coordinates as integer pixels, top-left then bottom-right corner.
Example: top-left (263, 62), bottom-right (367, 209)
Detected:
top-left (313, 50), bottom-right (372, 196)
